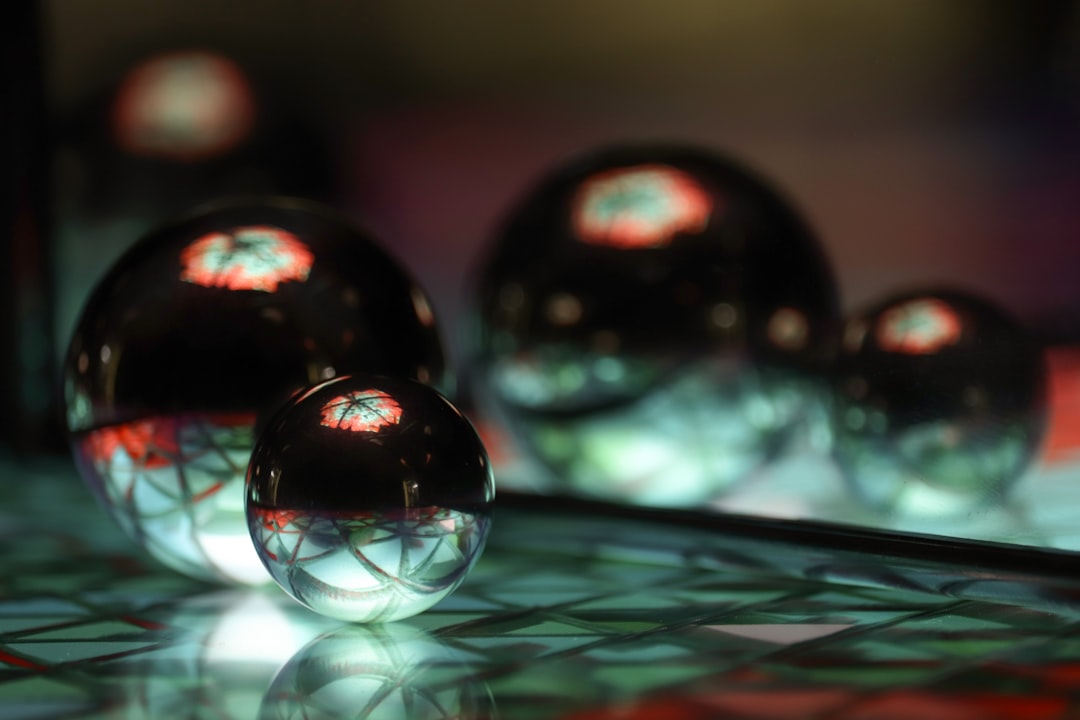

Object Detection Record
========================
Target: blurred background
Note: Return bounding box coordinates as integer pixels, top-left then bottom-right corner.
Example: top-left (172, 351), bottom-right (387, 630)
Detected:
top-left (4, 0), bottom-right (1080, 454)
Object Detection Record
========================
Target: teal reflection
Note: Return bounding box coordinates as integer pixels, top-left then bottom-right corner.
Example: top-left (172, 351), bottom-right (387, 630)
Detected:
top-left (107, 590), bottom-right (334, 718)
top-left (260, 624), bottom-right (495, 719)
top-left (492, 353), bottom-right (830, 508)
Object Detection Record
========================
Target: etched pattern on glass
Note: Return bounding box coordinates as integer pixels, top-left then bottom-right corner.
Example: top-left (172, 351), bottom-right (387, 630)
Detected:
top-left (73, 414), bottom-right (265, 584)
top-left (250, 507), bottom-right (490, 622)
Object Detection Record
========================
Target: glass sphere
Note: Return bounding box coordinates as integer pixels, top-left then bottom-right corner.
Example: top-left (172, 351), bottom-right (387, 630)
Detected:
top-left (246, 374), bottom-right (494, 623)
top-left (64, 197), bottom-right (446, 584)
top-left (468, 143), bottom-right (840, 506)
top-left (831, 289), bottom-right (1048, 517)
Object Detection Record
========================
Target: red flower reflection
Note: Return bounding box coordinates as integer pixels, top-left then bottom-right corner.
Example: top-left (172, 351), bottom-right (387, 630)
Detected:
top-left (320, 390), bottom-right (403, 433)
top-left (572, 164), bottom-right (715, 249)
top-left (82, 418), bottom-right (181, 470)
top-left (180, 226), bottom-right (314, 292)
top-left (113, 51), bottom-right (255, 161)
top-left (80, 412), bottom-right (254, 479)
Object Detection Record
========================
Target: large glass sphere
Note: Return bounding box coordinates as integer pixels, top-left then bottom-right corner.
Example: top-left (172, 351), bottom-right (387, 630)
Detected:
top-left (468, 143), bottom-right (840, 506)
top-left (64, 197), bottom-right (446, 584)
top-left (246, 374), bottom-right (494, 623)
top-left (831, 289), bottom-right (1048, 517)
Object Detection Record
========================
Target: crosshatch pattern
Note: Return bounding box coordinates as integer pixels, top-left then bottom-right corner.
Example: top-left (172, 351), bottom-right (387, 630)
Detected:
top-left (3, 460), bottom-right (1080, 718)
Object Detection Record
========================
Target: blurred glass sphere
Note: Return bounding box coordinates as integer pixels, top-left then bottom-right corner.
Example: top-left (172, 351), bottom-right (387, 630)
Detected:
top-left (468, 143), bottom-right (840, 506)
top-left (831, 289), bottom-right (1048, 517)
top-left (64, 197), bottom-right (446, 584)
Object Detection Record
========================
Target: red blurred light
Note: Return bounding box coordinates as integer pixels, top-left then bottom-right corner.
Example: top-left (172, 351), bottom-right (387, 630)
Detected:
top-left (572, 164), bottom-right (714, 249)
top-left (876, 298), bottom-right (962, 355)
top-left (319, 390), bottom-right (403, 433)
top-left (113, 51), bottom-right (255, 161)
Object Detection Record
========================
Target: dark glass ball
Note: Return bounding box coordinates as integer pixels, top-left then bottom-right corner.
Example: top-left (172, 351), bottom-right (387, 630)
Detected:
top-left (63, 197), bottom-right (446, 584)
top-left (246, 374), bottom-right (493, 622)
top-left (468, 143), bottom-right (840, 506)
top-left (831, 289), bottom-right (1048, 517)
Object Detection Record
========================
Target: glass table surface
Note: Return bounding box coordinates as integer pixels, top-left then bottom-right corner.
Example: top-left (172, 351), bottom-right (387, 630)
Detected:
top-left (2, 457), bottom-right (1080, 719)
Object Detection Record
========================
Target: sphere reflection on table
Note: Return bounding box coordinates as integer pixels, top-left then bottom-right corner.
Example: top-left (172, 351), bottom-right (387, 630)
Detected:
top-left (102, 590), bottom-right (334, 718)
top-left (831, 289), bottom-right (1049, 517)
top-left (260, 623), bottom-right (494, 719)
top-left (63, 197), bottom-right (446, 584)
top-left (469, 143), bottom-right (840, 506)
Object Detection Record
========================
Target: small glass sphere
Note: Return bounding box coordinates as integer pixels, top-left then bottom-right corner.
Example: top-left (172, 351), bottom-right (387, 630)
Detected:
top-left (831, 289), bottom-right (1048, 517)
top-left (246, 374), bottom-right (494, 623)
top-left (63, 197), bottom-right (446, 584)
top-left (468, 143), bottom-right (840, 506)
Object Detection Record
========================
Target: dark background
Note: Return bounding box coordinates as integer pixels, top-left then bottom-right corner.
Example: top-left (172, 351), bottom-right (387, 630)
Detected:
top-left (5, 1), bottom-right (1080, 453)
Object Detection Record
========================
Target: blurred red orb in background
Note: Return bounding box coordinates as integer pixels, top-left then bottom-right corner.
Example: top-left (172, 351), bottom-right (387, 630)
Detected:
top-left (112, 50), bottom-right (255, 162)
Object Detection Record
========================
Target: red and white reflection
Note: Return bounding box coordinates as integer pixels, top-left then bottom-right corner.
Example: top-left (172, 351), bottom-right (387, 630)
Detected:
top-left (83, 417), bottom-right (182, 471)
top-left (180, 226), bottom-right (314, 292)
top-left (876, 298), bottom-right (963, 355)
top-left (113, 51), bottom-right (255, 161)
top-left (80, 412), bottom-right (256, 502)
top-left (572, 164), bottom-right (715, 249)
top-left (320, 391), bottom-right (403, 433)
